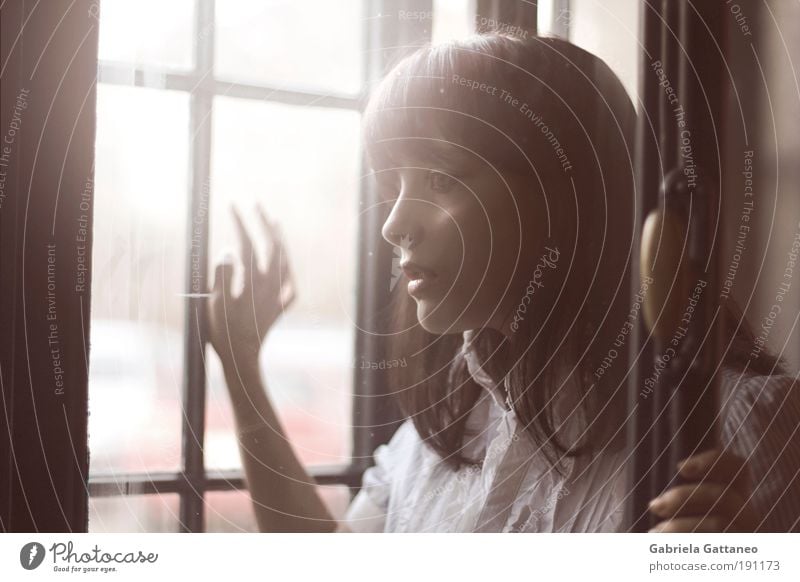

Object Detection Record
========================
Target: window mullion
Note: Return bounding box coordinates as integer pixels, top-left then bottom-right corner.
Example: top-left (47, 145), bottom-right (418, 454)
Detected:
top-left (178, 0), bottom-right (216, 533)
top-left (95, 63), bottom-right (361, 110)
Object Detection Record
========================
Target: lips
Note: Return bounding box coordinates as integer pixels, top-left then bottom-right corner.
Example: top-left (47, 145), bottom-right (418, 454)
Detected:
top-left (400, 261), bottom-right (436, 281)
top-left (400, 261), bottom-right (437, 297)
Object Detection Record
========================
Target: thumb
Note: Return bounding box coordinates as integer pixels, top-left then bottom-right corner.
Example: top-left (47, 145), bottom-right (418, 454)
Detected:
top-left (211, 255), bottom-right (236, 299)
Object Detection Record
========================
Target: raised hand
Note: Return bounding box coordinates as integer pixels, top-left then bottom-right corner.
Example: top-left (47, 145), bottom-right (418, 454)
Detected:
top-left (207, 204), bottom-right (297, 370)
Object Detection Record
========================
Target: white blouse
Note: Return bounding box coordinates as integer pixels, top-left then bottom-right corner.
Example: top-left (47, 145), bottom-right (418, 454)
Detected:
top-left (342, 331), bottom-right (629, 532)
top-left (341, 333), bottom-right (800, 532)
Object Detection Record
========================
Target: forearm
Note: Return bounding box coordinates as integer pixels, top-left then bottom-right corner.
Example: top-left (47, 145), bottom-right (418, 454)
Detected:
top-left (223, 359), bottom-right (337, 532)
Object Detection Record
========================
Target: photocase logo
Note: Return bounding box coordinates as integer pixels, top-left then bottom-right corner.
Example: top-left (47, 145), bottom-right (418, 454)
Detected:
top-left (389, 234), bottom-right (413, 292)
top-left (20, 542), bottom-right (45, 570)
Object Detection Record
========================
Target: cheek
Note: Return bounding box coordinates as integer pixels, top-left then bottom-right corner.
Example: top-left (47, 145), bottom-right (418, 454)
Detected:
top-left (441, 192), bottom-right (525, 291)
top-left (451, 214), bottom-right (491, 278)
top-left (452, 216), bottom-right (519, 299)
top-left (468, 204), bottom-right (523, 278)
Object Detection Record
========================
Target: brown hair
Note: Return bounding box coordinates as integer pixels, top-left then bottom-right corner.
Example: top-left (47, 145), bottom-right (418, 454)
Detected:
top-left (362, 34), bottom-right (786, 474)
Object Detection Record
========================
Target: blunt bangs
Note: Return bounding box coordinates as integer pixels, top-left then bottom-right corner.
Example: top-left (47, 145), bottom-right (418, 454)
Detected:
top-left (362, 34), bottom-right (529, 173)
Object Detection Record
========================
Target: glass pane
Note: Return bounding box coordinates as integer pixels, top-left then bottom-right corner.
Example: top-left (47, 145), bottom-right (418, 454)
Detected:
top-left (97, 0), bottom-right (195, 70)
top-left (537, 0), bottom-right (570, 37)
top-left (537, 0), bottom-right (555, 35)
top-left (214, 0), bottom-right (364, 94)
top-left (89, 85), bottom-right (190, 474)
top-left (204, 486), bottom-right (352, 532)
top-left (205, 97), bottom-right (360, 470)
top-left (568, 0), bottom-right (640, 102)
top-left (432, 0), bottom-right (474, 43)
top-left (205, 490), bottom-right (258, 532)
top-left (89, 494), bottom-right (180, 533)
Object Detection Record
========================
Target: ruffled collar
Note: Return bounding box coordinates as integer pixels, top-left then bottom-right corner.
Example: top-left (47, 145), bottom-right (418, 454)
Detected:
top-left (461, 329), bottom-right (588, 448)
top-left (461, 330), bottom-right (510, 411)
top-left (460, 331), bottom-right (517, 463)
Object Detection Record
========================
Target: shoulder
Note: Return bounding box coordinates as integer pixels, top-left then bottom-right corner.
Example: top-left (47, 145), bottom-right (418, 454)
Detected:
top-left (377, 418), bottom-right (423, 459)
top-left (719, 367), bottom-right (799, 428)
top-left (718, 366), bottom-right (799, 449)
top-left (343, 419), bottom-right (431, 532)
top-left (370, 419), bottom-right (422, 469)
top-left (358, 419), bottom-right (426, 505)
top-left (718, 367), bottom-right (800, 532)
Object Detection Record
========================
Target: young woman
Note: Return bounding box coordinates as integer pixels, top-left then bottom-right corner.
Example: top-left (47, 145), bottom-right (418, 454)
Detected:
top-left (207, 34), bottom-right (800, 533)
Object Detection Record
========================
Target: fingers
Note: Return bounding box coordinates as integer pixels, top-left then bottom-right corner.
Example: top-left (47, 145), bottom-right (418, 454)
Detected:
top-left (256, 203), bottom-right (294, 288)
top-left (649, 516), bottom-right (727, 533)
top-left (257, 206), bottom-right (288, 277)
top-left (649, 482), bottom-right (743, 520)
top-left (232, 206), bottom-right (256, 291)
top-left (255, 202), bottom-right (274, 238)
top-left (280, 282), bottom-right (297, 310)
top-left (677, 448), bottom-right (749, 492)
top-left (208, 258), bottom-right (236, 360)
top-left (231, 203), bottom-right (296, 318)
top-left (647, 448), bottom-right (759, 533)
top-left (211, 258), bottom-right (235, 300)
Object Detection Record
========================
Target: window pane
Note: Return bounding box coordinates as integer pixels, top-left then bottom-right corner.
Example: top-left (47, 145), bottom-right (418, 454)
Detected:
top-left (97, 0), bottom-right (195, 70)
top-left (89, 494), bottom-right (180, 533)
top-left (433, 0), bottom-right (474, 43)
top-left (537, 0), bottom-right (570, 37)
top-left (206, 97), bottom-right (360, 470)
top-left (214, 0), bottom-right (364, 94)
top-left (568, 0), bottom-right (640, 102)
top-left (204, 486), bottom-right (352, 532)
top-left (89, 85), bottom-right (190, 474)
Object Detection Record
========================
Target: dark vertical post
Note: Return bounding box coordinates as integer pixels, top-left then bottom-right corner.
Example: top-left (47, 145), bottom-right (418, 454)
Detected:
top-left (628, 0), bottom-right (728, 531)
top-left (0, 0), bottom-right (98, 531)
top-left (627, 0), bottom-right (665, 533)
top-left (179, 0), bottom-right (215, 533)
top-left (667, 0), bottom-right (726, 475)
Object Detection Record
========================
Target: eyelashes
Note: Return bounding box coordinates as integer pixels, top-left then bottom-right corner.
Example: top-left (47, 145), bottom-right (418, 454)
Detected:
top-left (374, 169), bottom-right (461, 201)
top-left (428, 170), bottom-right (458, 193)
top-left (375, 170), bottom-right (400, 202)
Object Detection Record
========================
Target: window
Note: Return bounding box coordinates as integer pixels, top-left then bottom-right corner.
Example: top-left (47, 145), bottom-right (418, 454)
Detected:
top-left (7, 0), bottom-right (796, 537)
top-left (87, 0), bottom-right (484, 533)
top-left (565, 0), bottom-right (640, 102)
top-left (89, 0), bottom-right (645, 534)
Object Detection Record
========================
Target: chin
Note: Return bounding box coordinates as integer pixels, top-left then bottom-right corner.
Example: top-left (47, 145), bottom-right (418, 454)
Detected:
top-left (415, 300), bottom-right (469, 335)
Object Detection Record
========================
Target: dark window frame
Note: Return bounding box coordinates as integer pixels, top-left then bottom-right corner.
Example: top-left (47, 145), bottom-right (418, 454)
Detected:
top-left (7, 0), bottom-right (795, 536)
top-left (1, 0), bottom-right (99, 533)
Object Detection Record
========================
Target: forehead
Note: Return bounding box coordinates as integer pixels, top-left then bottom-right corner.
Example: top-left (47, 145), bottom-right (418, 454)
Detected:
top-left (372, 133), bottom-right (480, 172)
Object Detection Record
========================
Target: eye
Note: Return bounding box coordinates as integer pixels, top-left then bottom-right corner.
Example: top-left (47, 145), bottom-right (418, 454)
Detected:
top-left (428, 170), bottom-right (458, 193)
top-left (376, 170), bottom-right (400, 202)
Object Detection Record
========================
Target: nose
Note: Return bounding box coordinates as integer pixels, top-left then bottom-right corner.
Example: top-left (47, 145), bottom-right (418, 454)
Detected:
top-left (381, 193), bottom-right (424, 250)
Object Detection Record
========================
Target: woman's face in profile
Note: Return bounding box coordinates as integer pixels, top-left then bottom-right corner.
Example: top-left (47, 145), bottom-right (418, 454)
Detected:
top-left (380, 147), bottom-right (539, 335)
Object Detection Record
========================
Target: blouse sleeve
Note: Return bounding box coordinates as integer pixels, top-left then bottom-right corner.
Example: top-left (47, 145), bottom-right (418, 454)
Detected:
top-left (719, 371), bottom-right (800, 532)
top-left (340, 420), bottom-right (415, 533)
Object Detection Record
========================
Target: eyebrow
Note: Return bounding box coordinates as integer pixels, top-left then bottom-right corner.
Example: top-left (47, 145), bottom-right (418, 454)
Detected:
top-left (376, 139), bottom-right (472, 169)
